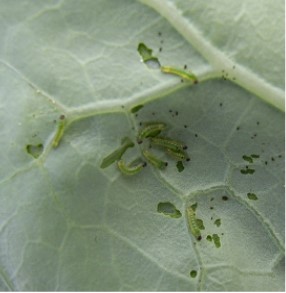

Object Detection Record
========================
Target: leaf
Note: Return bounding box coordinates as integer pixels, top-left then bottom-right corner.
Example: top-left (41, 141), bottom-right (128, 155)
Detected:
top-left (0, 0), bottom-right (284, 291)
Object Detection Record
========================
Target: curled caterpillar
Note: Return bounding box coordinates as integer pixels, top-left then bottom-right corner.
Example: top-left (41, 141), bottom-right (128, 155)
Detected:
top-left (117, 158), bottom-right (146, 175)
top-left (137, 122), bottom-right (166, 143)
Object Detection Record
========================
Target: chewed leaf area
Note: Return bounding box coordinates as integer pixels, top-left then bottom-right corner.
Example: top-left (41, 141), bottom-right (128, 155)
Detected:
top-left (26, 143), bottom-right (43, 159)
top-left (157, 202), bottom-right (182, 218)
top-left (137, 42), bottom-right (160, 68)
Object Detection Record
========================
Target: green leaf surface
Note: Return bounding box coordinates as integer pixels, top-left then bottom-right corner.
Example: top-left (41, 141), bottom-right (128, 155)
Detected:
top-left (0, 0), bottom-right (284, 291)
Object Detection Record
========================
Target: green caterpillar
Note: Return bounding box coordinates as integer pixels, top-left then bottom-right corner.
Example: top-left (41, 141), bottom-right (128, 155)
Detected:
top-left (161, 66), bottom-right (198, 83)
top-left (137, 122), bottom-right (166, 143)
top-left (142, 149), bottom-right (168, 170)
top-left (166, 148), bottom-right (190, 161)
top-left (100, 137), bottom-right (134, 169)
top-left (150, 136), bottom-right (187, 151)
top-left (117, 158), bottom-right (146, 176)
top-left (186, 206), bottom-right (201, 240)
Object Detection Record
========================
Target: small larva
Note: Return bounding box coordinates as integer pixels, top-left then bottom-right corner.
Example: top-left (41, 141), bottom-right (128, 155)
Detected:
top-left (166, 148), bottom-right (188, 161)
top-left (142, 149), bottom-right (168, 170)
top-left (150, 136), bottom-right (187, 151)
top-left (161, 66), bottom-right (198, 83)
top-left (186, 206), bottom-right (201, 240)
top-left (100, 137), bottom-right (134, 169)
top-left (117, 158), bottom-right (146, 176)
top-left (137, 122), bottom-right (166, 143)
top-left (53, 114), bottom-right (67, 148)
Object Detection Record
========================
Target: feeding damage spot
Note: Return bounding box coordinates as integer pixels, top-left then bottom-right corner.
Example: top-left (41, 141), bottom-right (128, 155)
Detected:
top-left (214, 219), bottom-right (221, 227)
top-left (157, 202), bottom-right (182, 218)
top-left (176, 161), bottom-right (184, 172)
top-left (247, 192), bottom-right (258, 200)
top-left (137, 43), bottom-right (160, 68)
top-left (26, 143), bottom-right (43, 159)
top-left (212, 234), bottom-right (221, 248)
top-left (190, 270), bottom-right (197, 278)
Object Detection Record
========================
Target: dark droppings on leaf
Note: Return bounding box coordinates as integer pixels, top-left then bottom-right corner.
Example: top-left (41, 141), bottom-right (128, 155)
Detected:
top-left (195, 134), bottom-right (198, 137)
top-left (190, 270), bottom-right (197, 278)
top-left (26, 143), bottom-right (44, 159)
top-left (265, 161), bottom-right (268, 165)
top-left (236, 126), bottom-right (240, 130)
top-left (159, 47), bottom-right (162, 52)
top-left (222, 196), bottom-right (228, 201)
top-left (219, 103), bottom-right (223, 107)
top-left (184, 64), bottom-right (187, 70)
top-left (184, 125), bottom-right (187, 128)
top-left (197, 235), bottom-right (202, 241)
top-left (271, 157), bottom-right (275, 161)
top-left (210, 206), bottom-right (214, 210)
top-left (157, 202), bottom-right (182, 218)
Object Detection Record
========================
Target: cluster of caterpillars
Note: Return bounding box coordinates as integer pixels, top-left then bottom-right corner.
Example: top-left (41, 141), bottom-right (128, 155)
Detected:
top-left (100, 122), bottom-right (190, 175)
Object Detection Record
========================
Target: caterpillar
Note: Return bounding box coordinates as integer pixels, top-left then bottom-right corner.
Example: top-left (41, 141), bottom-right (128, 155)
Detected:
top-left (166, 148), bottom-right (189, 161)
top-left (100, 137), bottom-right (134, 169)
top-left (137, 122), bottom-right (166, 143)
top-left (186, 206), bottom-right (201, 240)
top-left (117, 158), bottom-right (146, 175)
top-left (150, 136), bottom-right (187, 151)
top-left (52, 114), bottom-right (67, 148)
top-left (142, 149), bottom-right (168, 170)
top-left (161, 66), bottom-right (198, 83)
